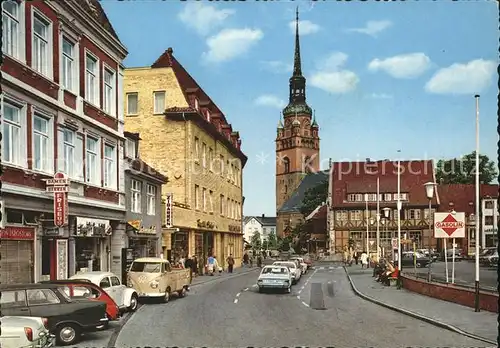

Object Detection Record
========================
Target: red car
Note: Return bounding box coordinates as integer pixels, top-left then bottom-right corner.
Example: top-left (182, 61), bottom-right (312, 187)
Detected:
top-left (40, 280), bottom-right (120, 321)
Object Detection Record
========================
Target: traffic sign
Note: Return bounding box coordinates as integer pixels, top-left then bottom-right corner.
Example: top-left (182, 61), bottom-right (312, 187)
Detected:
top-left (434, 212), bottom-right (465, 238)
top-left (46, 186), bottom-right (70, 192)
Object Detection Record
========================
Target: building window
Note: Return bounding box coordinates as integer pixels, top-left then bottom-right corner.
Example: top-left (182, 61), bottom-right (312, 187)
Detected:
top-left (202, 188), bottom-right (207, 211)
top-left (2, 1), bottom-right (20, 59)
top-left (85, 136), bottom-right (99, 185)
top-left (208, 148), bottom-right (214, 171)
top-left (194, 137), bottom-right (200, 160)
top-left (226, 197), bottom-right (230, 217)
top-left (423, 208), bottom-right (435, 220)
top-left (103, 68), bottom-right (115, 116)
top-left (131, 179), bottom-right (141, 213)
top-left (33, 115), bottom-right (51, 173)
top-left (408, 209), bottom-right (421, 220)
top-left (85, 54), bottom-right (99, 105)
top-left (283, 157), bottom-right (290, 173)
top-left (350, 210), bottom-right (362, 221)
top-left (194, 98), bottom-right (199, 110)
top-left (209, 190), bottom-right (214, 212)
top-left (153, 91), bottom-right (165, 114)
top-left (194, 185), bottom-right (200, 209)
top-left (202, 143), bottom-right (206, 168)
top-left (61, 37), bottom-right (76, 92)
top-left (147, 184), bottom-right (156, 215)
top-left (206, 109), bottom-right (211, 122)
top-left (126, 93), bottom-right (138, 115)
top-left (2, 102), bottom-right (25, 166)
top-left (103, 143), bottom-right (116, 189)
top-left (125, 138), bottom-right (137, 158)
top-left (220, 154), bottom-right (224, 175)
top-left (485, 216), bottom-right (494, 226)
top-left (32, 13), bottom-right (50, 77)
top-left (220, 194), bottom-right (224, 215)
top-left (485, 201), bottom-right (494, 209)
top-left (58, 128), bottom-right (74, 177)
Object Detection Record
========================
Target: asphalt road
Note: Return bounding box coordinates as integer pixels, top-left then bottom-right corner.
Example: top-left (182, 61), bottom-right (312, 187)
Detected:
top-left (410, 260), bottom-right (498, 291)
top-left (96, 263), bottom-right (485, 347)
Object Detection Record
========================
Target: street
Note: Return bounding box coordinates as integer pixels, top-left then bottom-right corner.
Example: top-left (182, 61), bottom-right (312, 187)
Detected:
top-left (85, 264), bottom-right (485, 347)
top-left (410, 260), bottom-right (497, 291)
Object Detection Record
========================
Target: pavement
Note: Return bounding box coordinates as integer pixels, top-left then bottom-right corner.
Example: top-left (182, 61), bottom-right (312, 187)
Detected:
top-left (345, 266), bottom-right (497, 345)
top-left (66, 262), bottom-right (489, 347)
top-left (408, 259), bottom-right (497, 291)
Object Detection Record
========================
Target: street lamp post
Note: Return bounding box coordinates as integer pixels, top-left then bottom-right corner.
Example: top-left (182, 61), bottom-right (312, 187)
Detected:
top-left (474, 94), bottom-right (480, 312)
top-left (424, 182), bottom-right (437, 282)
top-left (396, 153), bottom-right (402, 270)
top-left (382, 207), bottom-right (391, 260)
top-left (376, 177), bottom-right (381, 261)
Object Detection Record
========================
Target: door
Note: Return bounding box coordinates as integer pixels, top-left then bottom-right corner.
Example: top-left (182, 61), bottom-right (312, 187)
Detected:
top-left (26, 288), bottom-right (65, 322)
top-left (110, 275), bottom-right (124, 306)
top-left (100, 276), bottom-right (121, 307)
top-left (0, 290), bottom-right (31, 316)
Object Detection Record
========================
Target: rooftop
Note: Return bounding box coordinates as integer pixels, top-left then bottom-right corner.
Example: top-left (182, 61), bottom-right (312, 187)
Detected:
top-left (278, 170), bottom-right (329, 213)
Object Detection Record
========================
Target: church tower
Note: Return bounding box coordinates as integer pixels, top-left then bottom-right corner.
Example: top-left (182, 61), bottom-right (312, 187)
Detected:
top-left (275, 8), bottom-right (320, 212)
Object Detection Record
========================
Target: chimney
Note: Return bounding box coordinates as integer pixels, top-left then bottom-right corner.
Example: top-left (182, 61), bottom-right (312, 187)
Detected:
top-left (261, 214), bottom-right (265, 218)
top-left (366, 158), bottom-right (371, 162)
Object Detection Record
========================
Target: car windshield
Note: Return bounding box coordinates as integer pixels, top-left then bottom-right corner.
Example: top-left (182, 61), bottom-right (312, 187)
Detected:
top-left (262, 267), bottom-right (288, 274)
top-left (274, 262), bottom-right (295, 269)
top-left (483, 249), bottom-right (496, 256)
top-left (130, 262), bottom-right (162, 273)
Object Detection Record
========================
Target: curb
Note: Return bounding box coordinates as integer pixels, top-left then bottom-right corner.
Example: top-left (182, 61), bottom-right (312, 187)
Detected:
top-left (343, 267), bottom-right (496, 346)
top-left (190, 267), bottom-right (259, 288)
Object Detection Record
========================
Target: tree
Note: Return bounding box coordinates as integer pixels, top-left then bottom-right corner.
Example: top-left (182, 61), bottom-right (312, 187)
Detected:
top-left (267, 230), bottom-right (277, 249)
top-left (261, 239), bottom-right (269, 251)
top-left (250, 231), bottom-right (262, 250)
top-left (436, 151), bottom-right (497, 185)
top-left (290, 223), bottom-right (310, 253)
top-left (300, 179), bottom-right (328, 217)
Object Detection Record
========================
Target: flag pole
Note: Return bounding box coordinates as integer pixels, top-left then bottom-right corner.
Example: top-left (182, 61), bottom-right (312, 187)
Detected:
top-left (376, 177), bottom-right (380, 262)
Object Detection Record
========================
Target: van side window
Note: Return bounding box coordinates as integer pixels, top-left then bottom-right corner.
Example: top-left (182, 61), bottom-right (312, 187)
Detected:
top-left (165, 263), bottom-right (172, 272)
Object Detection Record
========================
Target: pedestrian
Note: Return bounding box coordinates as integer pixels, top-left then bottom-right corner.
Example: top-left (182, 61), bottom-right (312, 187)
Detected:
top-left (243, 252), bottom-right (249, 266)
top-left (360, 251), bottom-right (368, 269)
top-left (213, 256), bottom-right (222, 275)
top-left (226, 254), bottom-right (235, 273)
top-left (353, 250), bottom-right (359, 265)
top-left (192, 255), bottom-right (198, 277)
top-left (207, 255), bottom-right (215, 276)
top-left (185, 256), bottom-right (193, 283)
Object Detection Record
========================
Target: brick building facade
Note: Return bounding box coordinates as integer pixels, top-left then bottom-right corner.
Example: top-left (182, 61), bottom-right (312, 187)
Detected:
top-left (1, 0), bottom-right (128, 283)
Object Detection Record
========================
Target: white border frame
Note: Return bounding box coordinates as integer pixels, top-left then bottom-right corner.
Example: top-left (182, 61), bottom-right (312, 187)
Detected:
top-left (31, 6), bottom-right (54, 80)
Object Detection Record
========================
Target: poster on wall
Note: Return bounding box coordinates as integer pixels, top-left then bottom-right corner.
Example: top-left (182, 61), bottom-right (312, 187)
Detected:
top-left (56, 239), bottom-right (68, 280)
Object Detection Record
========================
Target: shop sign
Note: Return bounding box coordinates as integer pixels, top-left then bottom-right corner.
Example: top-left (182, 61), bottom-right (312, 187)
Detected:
top-left (165, 193), bottom-right (173, 228)
top-left (228, 224), bottom-right (241, 232)
top-left (128, 220), bottom-right (142, 230)
top-left (76, 217), bottom-right (111, 236)
top-left (138, 225), bottom-right (156, 235)
top-left (434, 212), bottom-right (465, 238)
top-left (0, 226), bottom-right (35, 240)
top-left (484, 227), bottom-right (498, 233)
top-left (56, 239), bottom-right (68, 279)
top-left (48, 172), bottom-right (69, 227)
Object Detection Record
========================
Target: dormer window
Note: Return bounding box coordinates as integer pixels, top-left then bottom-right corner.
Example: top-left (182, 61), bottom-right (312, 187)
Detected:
top-left (125, 138), bottom-right (137, 158)
top-left (206, 109), bottom-right (211, 122)
top-left (194, 98), bottom-right (199, 111)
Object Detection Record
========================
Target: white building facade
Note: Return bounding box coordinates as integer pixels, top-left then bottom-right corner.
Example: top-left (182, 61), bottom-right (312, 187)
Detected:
top-left (243, 215), bottom-right (277, 243)
top-left (482, 197), bottom-right (498, 248)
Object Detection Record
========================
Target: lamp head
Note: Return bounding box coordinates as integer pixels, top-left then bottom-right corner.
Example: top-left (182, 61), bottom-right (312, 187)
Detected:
top-left (382, 207), bottom-right (391, 218)
top-left (423, 182), bottom-right (436, 200)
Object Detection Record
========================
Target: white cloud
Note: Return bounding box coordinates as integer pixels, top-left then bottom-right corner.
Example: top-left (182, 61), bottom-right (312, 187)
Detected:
top-left (202, 28), bottom-right (263, 63)
top-left (368, 93), bottom-right (393, 99)
top-left (260, 60), bottom-right (293, 73)
top-left (368, 53), bottom-right (431, 79)
top-left (288, 20), bottom-right (320, 35)
top-left (178, 2), bottom-right (235, 36)
top-left (254, 95), bottom-right (285, 109)
top-left (310, 52), bottom-right (359, 94)
top-left (346, 20), bottom-right (393, 37)
top-left (425, 59), bottom-right (496, 95)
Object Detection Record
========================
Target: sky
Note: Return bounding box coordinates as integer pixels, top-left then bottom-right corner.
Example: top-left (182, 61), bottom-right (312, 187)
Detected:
top-left (101, 0), bottom-right (499, 218)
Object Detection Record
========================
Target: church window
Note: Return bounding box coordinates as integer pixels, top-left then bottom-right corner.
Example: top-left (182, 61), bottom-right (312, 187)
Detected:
top-left (283, 157), bottom-right (290, 173)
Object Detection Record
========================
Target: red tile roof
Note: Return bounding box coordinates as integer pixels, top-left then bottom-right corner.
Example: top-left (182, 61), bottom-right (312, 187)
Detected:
top-left (75, 0), bottom-right (121, 41)
top-left (331, 160), bottom-right (438, 207)
top-left (437, 184), bottom-right (498, 214)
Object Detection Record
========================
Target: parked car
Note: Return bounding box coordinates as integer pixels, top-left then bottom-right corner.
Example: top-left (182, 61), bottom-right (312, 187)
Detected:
top-left (439, 249), bottom-right (463, 262)
top-left (401, 251), bottom-right (431, 268)
top-left (0, 283), bottom-right (108, 346)
top-left (0, 316), bottom-right (55, 348)
top-left (40, 279), bottom-right (120, 321)
top-left (479, 249), bottom-right (498, 267)
top-left (302, 254), bottom-right (314, 269)
top-left (127, 257), bottom-right (191, 303)
top-left (290, 257), bottom-right (308, 274)
top-left (257, 265), bottom-right (292, 293)
top-left (69, 271), bottom-right (139, 313)
top-left (272, 261), bottom-right (301, 284)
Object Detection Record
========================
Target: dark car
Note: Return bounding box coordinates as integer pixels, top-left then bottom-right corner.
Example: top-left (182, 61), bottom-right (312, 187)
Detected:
top-left (401, 252), bottom-right (431, 268)
top-left (0, 283), bottom-right (108, 346)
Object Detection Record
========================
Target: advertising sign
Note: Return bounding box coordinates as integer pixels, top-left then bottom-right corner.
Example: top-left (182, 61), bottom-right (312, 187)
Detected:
top-left (434, 212), bottom-right (465, 238)
top-left (54, 192), bottom-right (66, 227)
top-left (47, 172), bottom-right (69, 228)
top-left (0, 226), bottom-right (35, 240)
top-left (165, 193), bottom-right (173, 228)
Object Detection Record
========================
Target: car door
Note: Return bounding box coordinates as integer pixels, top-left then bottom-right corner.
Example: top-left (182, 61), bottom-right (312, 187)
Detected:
top-left (0, 290), bottom-right (31, 317)
top-left (109, 275), bottom-right (124, 306)
top-left (99, 276), bottom-right (120, 306)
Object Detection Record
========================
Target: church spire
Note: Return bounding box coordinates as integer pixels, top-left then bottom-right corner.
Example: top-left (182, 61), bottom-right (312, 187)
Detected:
top-left (293, 7), bottom-right (302, 77)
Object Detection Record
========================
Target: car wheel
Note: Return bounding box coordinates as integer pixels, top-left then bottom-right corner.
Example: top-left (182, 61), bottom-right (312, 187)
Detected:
top-left (56, 323), bottom-right (81, 346)
top-left (178, 287), bottom-right (187, 298)
top-left (285, 286), bottom-right (291, 294)
top-left (163, 289), bottom-right (170, 303)
top-left (129, 293), bottom-right (139, 311)
top-left (416, 262), bottom-right (422, 268)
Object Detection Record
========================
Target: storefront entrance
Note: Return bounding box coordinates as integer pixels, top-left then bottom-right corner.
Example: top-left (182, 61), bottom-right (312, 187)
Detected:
top-left (171, 231), bottom-right (189, 261)
top-left (129, 237), bottom-right (157, 258)
top-left (0, 226), bottom-right (35, 284)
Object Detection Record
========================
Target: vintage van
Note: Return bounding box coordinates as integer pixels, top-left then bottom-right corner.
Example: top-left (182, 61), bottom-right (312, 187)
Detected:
top-left (127, 257), bottom-right (190, 303)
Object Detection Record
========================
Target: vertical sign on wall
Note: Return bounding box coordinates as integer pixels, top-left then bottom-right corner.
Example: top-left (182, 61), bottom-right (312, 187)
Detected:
top-left (165, 193), bottom-right (173, 228)
top-left (46, 172), bottom-right (70, 228)
top-left (56, 239), bottom-right (68, 279)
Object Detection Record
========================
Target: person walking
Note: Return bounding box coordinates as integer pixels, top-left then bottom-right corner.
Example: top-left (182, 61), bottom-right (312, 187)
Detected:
top-left (207, 255), bottom-right (215, 276)
top-left (226, 254), bottom-right (235, 273)
top-left (185, 256), bottom-right (193, 283)
top-left (353, 250), bottom-right (359, 265)
top-left (360, 251), bottom-right (368, 269)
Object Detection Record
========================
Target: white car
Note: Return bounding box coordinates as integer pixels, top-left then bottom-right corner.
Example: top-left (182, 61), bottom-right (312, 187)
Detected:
top-left (0, 316), bottom-right (55, 348)
top-left (257, 265), bottom-right (293, 293)
top-left (70, 271), bottom-right (139, 313)
top-left (290, 257), bottom-right (308, 274)
top-left (273, 261), bottom-right (301, 284)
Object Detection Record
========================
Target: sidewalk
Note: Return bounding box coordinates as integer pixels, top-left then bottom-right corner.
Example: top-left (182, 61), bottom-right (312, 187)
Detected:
top-left (345, 267), bottom-right (497, 345)
top-left (190, 265), bottom-right (258, 286)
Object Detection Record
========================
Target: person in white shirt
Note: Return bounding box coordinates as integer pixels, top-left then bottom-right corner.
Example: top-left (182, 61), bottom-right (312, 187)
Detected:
top-left (360, 251), bottom-right (369, 269)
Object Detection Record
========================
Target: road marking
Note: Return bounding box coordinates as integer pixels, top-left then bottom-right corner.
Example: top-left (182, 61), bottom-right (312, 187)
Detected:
top-left (296, 295), bottom-right (300, 300)
top-left (329, 266), bottom-right (335, 270)
top-left (297, 290), bottom-right (302, 294)
top-left (252, 284), bottom-right (258, 288)
top-left (234, 299), bottom-right (238, 304)
top-left (301, 301), bottom-right (310, 307)
top-left (243, 287), bottom-right (249, 291)
top-left (236, 292), bottom-right (241, 297)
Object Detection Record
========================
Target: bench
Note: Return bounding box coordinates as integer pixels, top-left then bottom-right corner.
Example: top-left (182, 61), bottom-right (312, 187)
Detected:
top-left (389, 276), bottom-right (402, 289)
